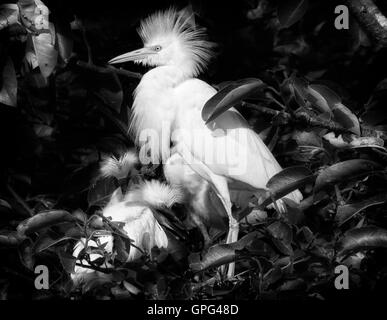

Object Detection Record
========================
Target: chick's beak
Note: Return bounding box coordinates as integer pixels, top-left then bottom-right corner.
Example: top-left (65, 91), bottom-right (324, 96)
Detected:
top-left (108, 47), bottom-right (156, 64)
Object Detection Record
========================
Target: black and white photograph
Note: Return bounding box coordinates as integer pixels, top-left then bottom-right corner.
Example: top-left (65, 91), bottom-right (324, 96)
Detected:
top-left (0, 0), bottom-right (387, 311)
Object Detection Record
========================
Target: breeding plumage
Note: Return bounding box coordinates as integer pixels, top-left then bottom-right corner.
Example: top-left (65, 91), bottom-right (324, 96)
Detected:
top-left (109, 7), bottom-right (303, 277)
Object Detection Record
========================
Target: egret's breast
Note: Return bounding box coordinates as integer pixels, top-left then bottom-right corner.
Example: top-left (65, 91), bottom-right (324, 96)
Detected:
top-left (131, 67), bottom-right (184, 163)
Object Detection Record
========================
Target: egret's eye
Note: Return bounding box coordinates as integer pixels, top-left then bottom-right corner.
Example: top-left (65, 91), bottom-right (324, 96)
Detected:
top-left (154, 45), bottom-right (162, 51)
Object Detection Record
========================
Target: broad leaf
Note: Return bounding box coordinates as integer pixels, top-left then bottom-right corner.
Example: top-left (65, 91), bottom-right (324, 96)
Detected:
top-left (33, 232), bottom-right (73, 253)
top-left (336, 193), bottom-right (387, 226)
top-left (57, 247), bottom-right (77, 274)
top-left (201, 78), bottom-right (265, 123)
top-left (314, 159), bottom-right (382, 192)
top-left (277, 0), bottom-right (309, 29)
top-left (337, 226), bottom-right (387, 259)
top-left (189, 232), bottom-right (259, 272)
top-left (18, 240), bottom-right (35, 270)
top-left (305, 86), bottom-right (332, 115)
top-left (267, 221), bottom-right (293, 256)
top-left (260, 166), bottom-right (314, 207)
top-left (17, 210), bottom-right (75, 236)
top-left (114, 234), bottom-right (131, 263)
top-left (310, 84), bottom-right (360, 135)
top-left (0, 230), bottom-right (23, 246)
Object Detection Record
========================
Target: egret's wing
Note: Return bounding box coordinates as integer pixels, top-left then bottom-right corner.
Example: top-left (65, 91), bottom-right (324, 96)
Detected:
top-left (174, 79), bottom-right (302, 204)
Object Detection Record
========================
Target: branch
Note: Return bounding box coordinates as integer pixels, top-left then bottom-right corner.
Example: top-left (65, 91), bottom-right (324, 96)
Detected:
top-left (76, 60), bottom-right (142, 79)
top-left (345, 0), bottom-right (387, 49)
top-left (243, 102), bottom-right (353, 134)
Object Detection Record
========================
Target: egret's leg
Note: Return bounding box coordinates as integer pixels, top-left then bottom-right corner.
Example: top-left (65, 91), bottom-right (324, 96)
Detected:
top-left (176, 144), bottom-right (239, 277)
top-left (204, 176), bottom-right (238, 278)
top-left (225, 208), bottom-right (239, 278)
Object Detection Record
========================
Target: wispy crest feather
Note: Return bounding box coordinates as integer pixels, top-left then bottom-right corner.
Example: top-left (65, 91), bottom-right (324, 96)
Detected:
top-left (126, 180), bottom-right (183, 208)
top-left (100, 151), bottom-right (138, 180)
top-left (138, 7), bottom-right (214, 76)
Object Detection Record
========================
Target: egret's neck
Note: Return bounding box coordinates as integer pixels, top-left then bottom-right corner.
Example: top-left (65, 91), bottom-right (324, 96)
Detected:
top-left (140, 65), bottom-right (189, 88)
top-left (130, 66), bottom-right (188, 164)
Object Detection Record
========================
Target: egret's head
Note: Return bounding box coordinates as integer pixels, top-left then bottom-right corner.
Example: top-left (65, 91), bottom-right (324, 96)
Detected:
top-left (108, 8), bottom-right (215, 77)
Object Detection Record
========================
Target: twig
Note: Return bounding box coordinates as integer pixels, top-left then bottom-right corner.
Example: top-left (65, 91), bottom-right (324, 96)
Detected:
top-left (76, 60), bottom-right (142, 79)
top-left (294, 112), bottom-right (353, 134)
top-left (345, 0), bottom-right (387, 49)
top-left (75, 262), bottom-right (114, 274)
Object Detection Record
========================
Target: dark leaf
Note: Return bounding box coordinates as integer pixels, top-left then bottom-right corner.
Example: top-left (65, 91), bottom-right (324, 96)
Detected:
top-left (33, 232), bottom-right (73, 253)
top-left (0, 230), bottom-right (24, 246)
top-left (296, 226), bottom-right (315, 249)
top-left (314, 160), bottom-right (382, 192)
top-left (18, 240), bottom-right (35, 270)
top-left (277, 0), bottom-right (309, 29)
top-left (336, 193), bottom-right (387, 226)
top-left (260, 166), bottom-right (314, 207)
top-left (305, 85), bottom-right (332, 115)
top-left (114, 234), bottom-right (131, 263)
top-left (263, 266), bottom-right (283, 288)
top-left (267, 221), bottom-right (293, 256)
top-left (246, 238), bottom-right (276, 258)
top-left (310, 84), bottom-right (360, 135)
top-left (17, 210), bottom-right (76, 236)
top-left (189, 232), bottom-right (259, 272)
top-left (337, 226), bottom-right (387, 259)
top-left (201, 78), bottom-right (265, 123)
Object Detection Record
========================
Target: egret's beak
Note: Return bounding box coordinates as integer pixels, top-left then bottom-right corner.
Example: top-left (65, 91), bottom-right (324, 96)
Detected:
top-left (108, 47), bottom-right (156, 64)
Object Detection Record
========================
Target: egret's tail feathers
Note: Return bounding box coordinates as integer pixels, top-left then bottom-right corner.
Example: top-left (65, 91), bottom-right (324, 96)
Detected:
top-left (127, 180), bottom-right (184, 208)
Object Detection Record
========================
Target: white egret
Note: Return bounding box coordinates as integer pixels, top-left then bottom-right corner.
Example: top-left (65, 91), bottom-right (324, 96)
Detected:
top-left (109, 8), bottom-right (303, 277)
